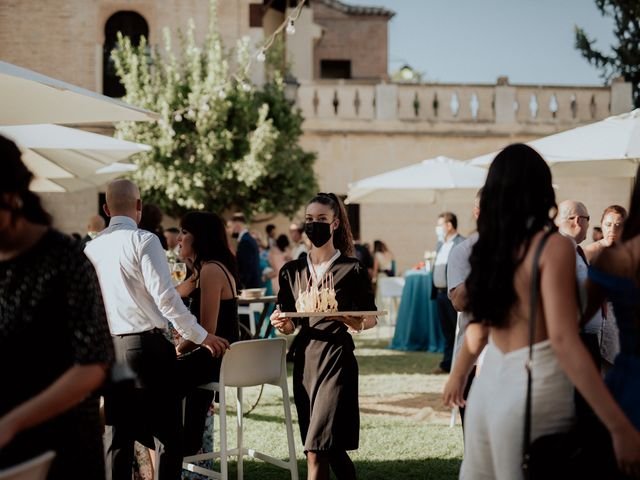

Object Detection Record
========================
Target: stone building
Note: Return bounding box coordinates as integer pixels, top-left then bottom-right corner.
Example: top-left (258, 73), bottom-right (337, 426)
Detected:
top-left (0, 0), bottom-right (633, 271)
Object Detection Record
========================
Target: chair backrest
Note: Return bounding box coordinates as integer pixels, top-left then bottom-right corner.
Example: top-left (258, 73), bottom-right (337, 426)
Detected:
top-left (0, 451), bottom-right (55, 480)
top-left (377, 276), bottom-right (405, 298)
top-left (220, 338), bottom-right (285, 388)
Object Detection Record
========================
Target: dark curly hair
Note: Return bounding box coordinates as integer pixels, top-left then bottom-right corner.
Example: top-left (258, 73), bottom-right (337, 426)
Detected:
top-left (466, 144), bottom-right (556, 327)
top-left (307, 193), bottom-right (354, 257)
top-left (180, 211), bottom-right (239, 282)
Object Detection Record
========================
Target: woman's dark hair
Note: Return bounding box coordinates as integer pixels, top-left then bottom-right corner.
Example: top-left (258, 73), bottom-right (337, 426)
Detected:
top-left (181, 211), bottom-right (239, 282)
top-left (466, 144), bottom-right (556, 327)
top-left (373, 240), bottom-right (388, 253)
top-left (622, 167), bottom-right (640, 242)
top-left (308, 193), bottom-right (354, 257)
top-left (275, 234), bottom-right (290, 252)
top-left (0, 135), bottom-right (52, 226)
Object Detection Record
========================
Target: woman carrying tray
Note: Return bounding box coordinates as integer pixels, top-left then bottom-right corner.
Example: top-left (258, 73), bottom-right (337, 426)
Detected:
top-left (271, 192), bottom-right (377, 480)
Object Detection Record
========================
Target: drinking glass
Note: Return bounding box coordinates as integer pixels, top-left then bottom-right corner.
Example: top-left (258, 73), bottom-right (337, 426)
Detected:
top-left (171, 262), bottom-right (187, 284)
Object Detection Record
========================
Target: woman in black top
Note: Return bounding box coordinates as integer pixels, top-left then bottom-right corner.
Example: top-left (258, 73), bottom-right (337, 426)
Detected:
top-left (175, 211), bottom-right (239, 455)
top-left (271, 193), bottom-right (377, 480)
top-left (0, 135), bottom-right (114, 479)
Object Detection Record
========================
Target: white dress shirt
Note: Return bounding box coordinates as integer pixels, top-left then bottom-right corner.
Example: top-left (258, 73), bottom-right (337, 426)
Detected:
top-left (433, 235), bottom-right (458, 288)
top-left (85, 215), bottom-right (207, 343)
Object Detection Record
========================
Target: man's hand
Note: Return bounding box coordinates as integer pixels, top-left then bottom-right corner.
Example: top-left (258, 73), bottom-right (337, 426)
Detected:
top-left (201, 333), bottom-right (230, 357)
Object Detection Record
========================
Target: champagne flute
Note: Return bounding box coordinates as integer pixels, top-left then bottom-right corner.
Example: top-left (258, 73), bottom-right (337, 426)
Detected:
top-left (171, 262), bottom-right (187, 284)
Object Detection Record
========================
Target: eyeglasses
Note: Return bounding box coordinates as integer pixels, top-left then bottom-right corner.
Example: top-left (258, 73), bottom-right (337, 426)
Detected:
top-left (568, 215), bottom-right (590, 222)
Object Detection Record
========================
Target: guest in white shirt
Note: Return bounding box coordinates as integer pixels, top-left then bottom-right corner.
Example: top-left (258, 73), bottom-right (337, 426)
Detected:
top-left (431, 212), bottom-right (465, 374)
top-left (85, 179), bottom-right (228, 480)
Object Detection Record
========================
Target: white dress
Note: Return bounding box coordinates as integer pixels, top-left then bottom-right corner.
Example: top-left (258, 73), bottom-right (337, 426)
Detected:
top-left (460, 338), bottom-right (575, 480)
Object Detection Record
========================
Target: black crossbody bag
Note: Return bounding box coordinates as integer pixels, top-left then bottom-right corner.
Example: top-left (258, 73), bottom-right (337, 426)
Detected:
top-left (521, 231), bottom-right (616, 480)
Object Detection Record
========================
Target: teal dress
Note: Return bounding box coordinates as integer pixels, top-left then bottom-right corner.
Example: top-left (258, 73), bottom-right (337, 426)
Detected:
top-left (588, 267), bottom-right (640, 431)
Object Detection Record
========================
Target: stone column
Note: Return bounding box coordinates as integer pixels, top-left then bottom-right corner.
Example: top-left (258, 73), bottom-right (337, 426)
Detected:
top-left (610, 77), bottom-right (633, 115)
top-left (494, 76), bottom-right (516, 124)
top-left (375, 83), bottom-right (397, 120)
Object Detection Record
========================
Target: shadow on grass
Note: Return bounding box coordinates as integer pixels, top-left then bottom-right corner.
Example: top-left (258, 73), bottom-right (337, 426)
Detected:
top-left (357, 352), bottom-right (442, 375)
top-left (220, 457), bottom-right (461, 479)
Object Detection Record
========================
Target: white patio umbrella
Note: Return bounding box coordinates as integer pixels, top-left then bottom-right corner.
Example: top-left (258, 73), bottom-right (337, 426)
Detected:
top-left (346, 156), bottom-right (487, 204)
top-left (0, 124), bottom-right (149, 192)
top-left (0, 61), bottom-right (158, 125)
top-left (470, 109), bottom-right (640, 178)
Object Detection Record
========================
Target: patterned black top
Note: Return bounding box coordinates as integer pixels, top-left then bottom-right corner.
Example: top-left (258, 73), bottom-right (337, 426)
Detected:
top-left (0, 229), bottom-right (114, 476)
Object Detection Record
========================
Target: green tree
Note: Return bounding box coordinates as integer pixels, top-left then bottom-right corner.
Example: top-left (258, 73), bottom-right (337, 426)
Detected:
top-left (111, 2), bottom-right (317, 218)
top-left (575, 0), bottom-right (640, 107)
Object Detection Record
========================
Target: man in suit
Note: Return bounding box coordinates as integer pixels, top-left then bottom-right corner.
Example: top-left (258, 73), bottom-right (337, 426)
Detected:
top-left (431, 212), bottom-right (465, 374)
top-left (228, 213), bottom-right (261, 289)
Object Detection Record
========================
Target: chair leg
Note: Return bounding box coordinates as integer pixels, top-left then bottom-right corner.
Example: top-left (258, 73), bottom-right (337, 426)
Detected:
top-left (280, 382), bottom-right (299, 480)
top-left (220, 385), bottom-right (228, 480)
top-left (237, 387), bottom-right (244, 480)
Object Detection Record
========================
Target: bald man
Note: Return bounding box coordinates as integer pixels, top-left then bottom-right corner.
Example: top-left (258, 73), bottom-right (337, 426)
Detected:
top-left (80, 214), bottom-right (106, 245)
top-left (85, 179), bottom-right (228, 480)
top-left (556, 200), bottom-right (604, 366)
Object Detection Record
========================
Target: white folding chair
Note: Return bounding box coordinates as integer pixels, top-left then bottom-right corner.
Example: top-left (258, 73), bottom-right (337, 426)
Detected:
top-left (0, 451), bottom-right (55, 480)
top-left (377, 276), bottom-right (405, 336)
top-left (182, 338), bottom-right (298, 480)
top-left (237, 303), bottom-right (263, 337)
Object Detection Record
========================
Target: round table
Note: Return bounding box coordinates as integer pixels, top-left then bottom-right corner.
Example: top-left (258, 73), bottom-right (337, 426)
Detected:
top-left (389, 269), bottom-right (445, 352)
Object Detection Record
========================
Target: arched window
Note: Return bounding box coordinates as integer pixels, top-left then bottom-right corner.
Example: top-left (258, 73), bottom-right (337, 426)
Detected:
top-left (103, 11), bottom-right (149, 98)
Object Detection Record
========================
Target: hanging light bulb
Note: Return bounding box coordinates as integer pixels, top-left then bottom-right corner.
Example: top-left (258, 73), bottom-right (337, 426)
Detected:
top-left (286, 19), bottom-right (295, 35)
top-left (174, 113), bottom-right (183, 122)
top-left (256, 49), bottom-right (266, 62)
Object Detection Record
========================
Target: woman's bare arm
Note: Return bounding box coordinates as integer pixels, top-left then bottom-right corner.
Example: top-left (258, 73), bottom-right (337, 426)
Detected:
top-left (0, 364), bottom-right (107, 448)
top-left (541, 235), bottom-right (640, 474)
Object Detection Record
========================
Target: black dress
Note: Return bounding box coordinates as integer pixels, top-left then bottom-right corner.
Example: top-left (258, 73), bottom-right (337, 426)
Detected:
top-left (277, 253), bottom-right (376, 452)
top-left (179, 260), bottom-right (239, 454)
top-left (0, 230), bottom-right (114, 479)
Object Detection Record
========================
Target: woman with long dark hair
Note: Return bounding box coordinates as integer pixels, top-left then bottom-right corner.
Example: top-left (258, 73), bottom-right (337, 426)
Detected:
top-left (583, 166), bottom-right (640, 479)
top-left (270, 193), bottom-right (377, 480)
top-left (443, 144), bottom-right (640, 478)
top-left (175, 211), bottom-right (239, 455)
top-left (0, 135), bottom-right (113, 478)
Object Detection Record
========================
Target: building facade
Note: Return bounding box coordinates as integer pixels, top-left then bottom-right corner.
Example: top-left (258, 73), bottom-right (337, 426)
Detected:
top-left (0, 0), bottom-right (633, 271)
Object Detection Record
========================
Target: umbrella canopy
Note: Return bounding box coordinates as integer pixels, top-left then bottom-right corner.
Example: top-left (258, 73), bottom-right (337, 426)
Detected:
top-left (346, 156), bottom-right (487, 204)
top-left (0, 124), bottom-right (149, 192)
top-left (0, 61), bottom-right (158, 125)
top-left (470, 109), bottom-right (640, 178)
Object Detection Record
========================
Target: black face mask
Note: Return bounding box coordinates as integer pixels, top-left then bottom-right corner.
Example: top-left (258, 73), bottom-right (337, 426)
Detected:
top-left (304, 221), bottom-right (332, 248)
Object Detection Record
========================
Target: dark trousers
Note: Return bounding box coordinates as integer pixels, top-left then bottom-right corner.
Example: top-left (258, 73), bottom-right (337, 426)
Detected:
top-left (436, 289), bottom-right (457, 372)
top-left (105, 331), bottom-right (183, 480)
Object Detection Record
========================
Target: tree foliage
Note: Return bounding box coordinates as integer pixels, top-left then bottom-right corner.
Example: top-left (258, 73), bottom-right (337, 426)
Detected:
top-left (111, 1), bottom-right (317, 218)
top-left (575, 0), bottom-right (640, 107)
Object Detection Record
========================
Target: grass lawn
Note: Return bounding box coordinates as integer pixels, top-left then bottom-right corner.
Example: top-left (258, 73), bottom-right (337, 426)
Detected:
top-left (195, 336), bottom-right (464, 479)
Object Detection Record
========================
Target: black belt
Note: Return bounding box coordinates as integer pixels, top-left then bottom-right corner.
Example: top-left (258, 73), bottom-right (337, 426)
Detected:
top-left (115, 327), bottom-right (165, 338)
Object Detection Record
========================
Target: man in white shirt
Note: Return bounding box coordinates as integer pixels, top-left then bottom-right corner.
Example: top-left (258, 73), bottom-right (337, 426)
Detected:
top-left (556, 200), bottom-right (606, 368)
top-left (85, 179), bottom-right (228, 480)
top-left (431, 212), bottom-right (464, 374)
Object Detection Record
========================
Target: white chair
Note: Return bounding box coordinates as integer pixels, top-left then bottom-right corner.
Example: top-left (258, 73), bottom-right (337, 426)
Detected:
top-left (0, 451), bottom-right (55, 480)
top-left (237, 303), bottom-right (263, 337)
top-left (182, 338), bottom-right (298, 480)
top-left (377, 276), bottom-right (405, 333)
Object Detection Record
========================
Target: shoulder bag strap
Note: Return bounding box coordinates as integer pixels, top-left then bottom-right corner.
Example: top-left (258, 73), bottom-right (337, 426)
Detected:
top-left (523, 229), bottom-right (555, 472)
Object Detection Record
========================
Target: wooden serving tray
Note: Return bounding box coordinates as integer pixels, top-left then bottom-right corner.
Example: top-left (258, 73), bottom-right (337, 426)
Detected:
top-left (279, 310), bottom-right (387, 318)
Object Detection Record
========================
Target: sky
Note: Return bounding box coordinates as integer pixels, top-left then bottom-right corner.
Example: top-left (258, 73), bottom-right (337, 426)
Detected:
top-left (343, 0), bottom-right (619, 86)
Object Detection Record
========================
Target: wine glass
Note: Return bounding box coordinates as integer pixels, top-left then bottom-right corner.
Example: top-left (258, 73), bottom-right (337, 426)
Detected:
top-left (171, 262), bottom-right (187, 284)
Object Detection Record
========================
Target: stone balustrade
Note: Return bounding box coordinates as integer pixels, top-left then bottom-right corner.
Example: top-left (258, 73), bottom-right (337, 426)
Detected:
top-left (295, 78), bottom-right (633, 126)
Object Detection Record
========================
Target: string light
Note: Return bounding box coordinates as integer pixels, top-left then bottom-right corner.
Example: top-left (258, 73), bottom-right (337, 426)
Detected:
top-left (169, 0), bottom-right (307, 119)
